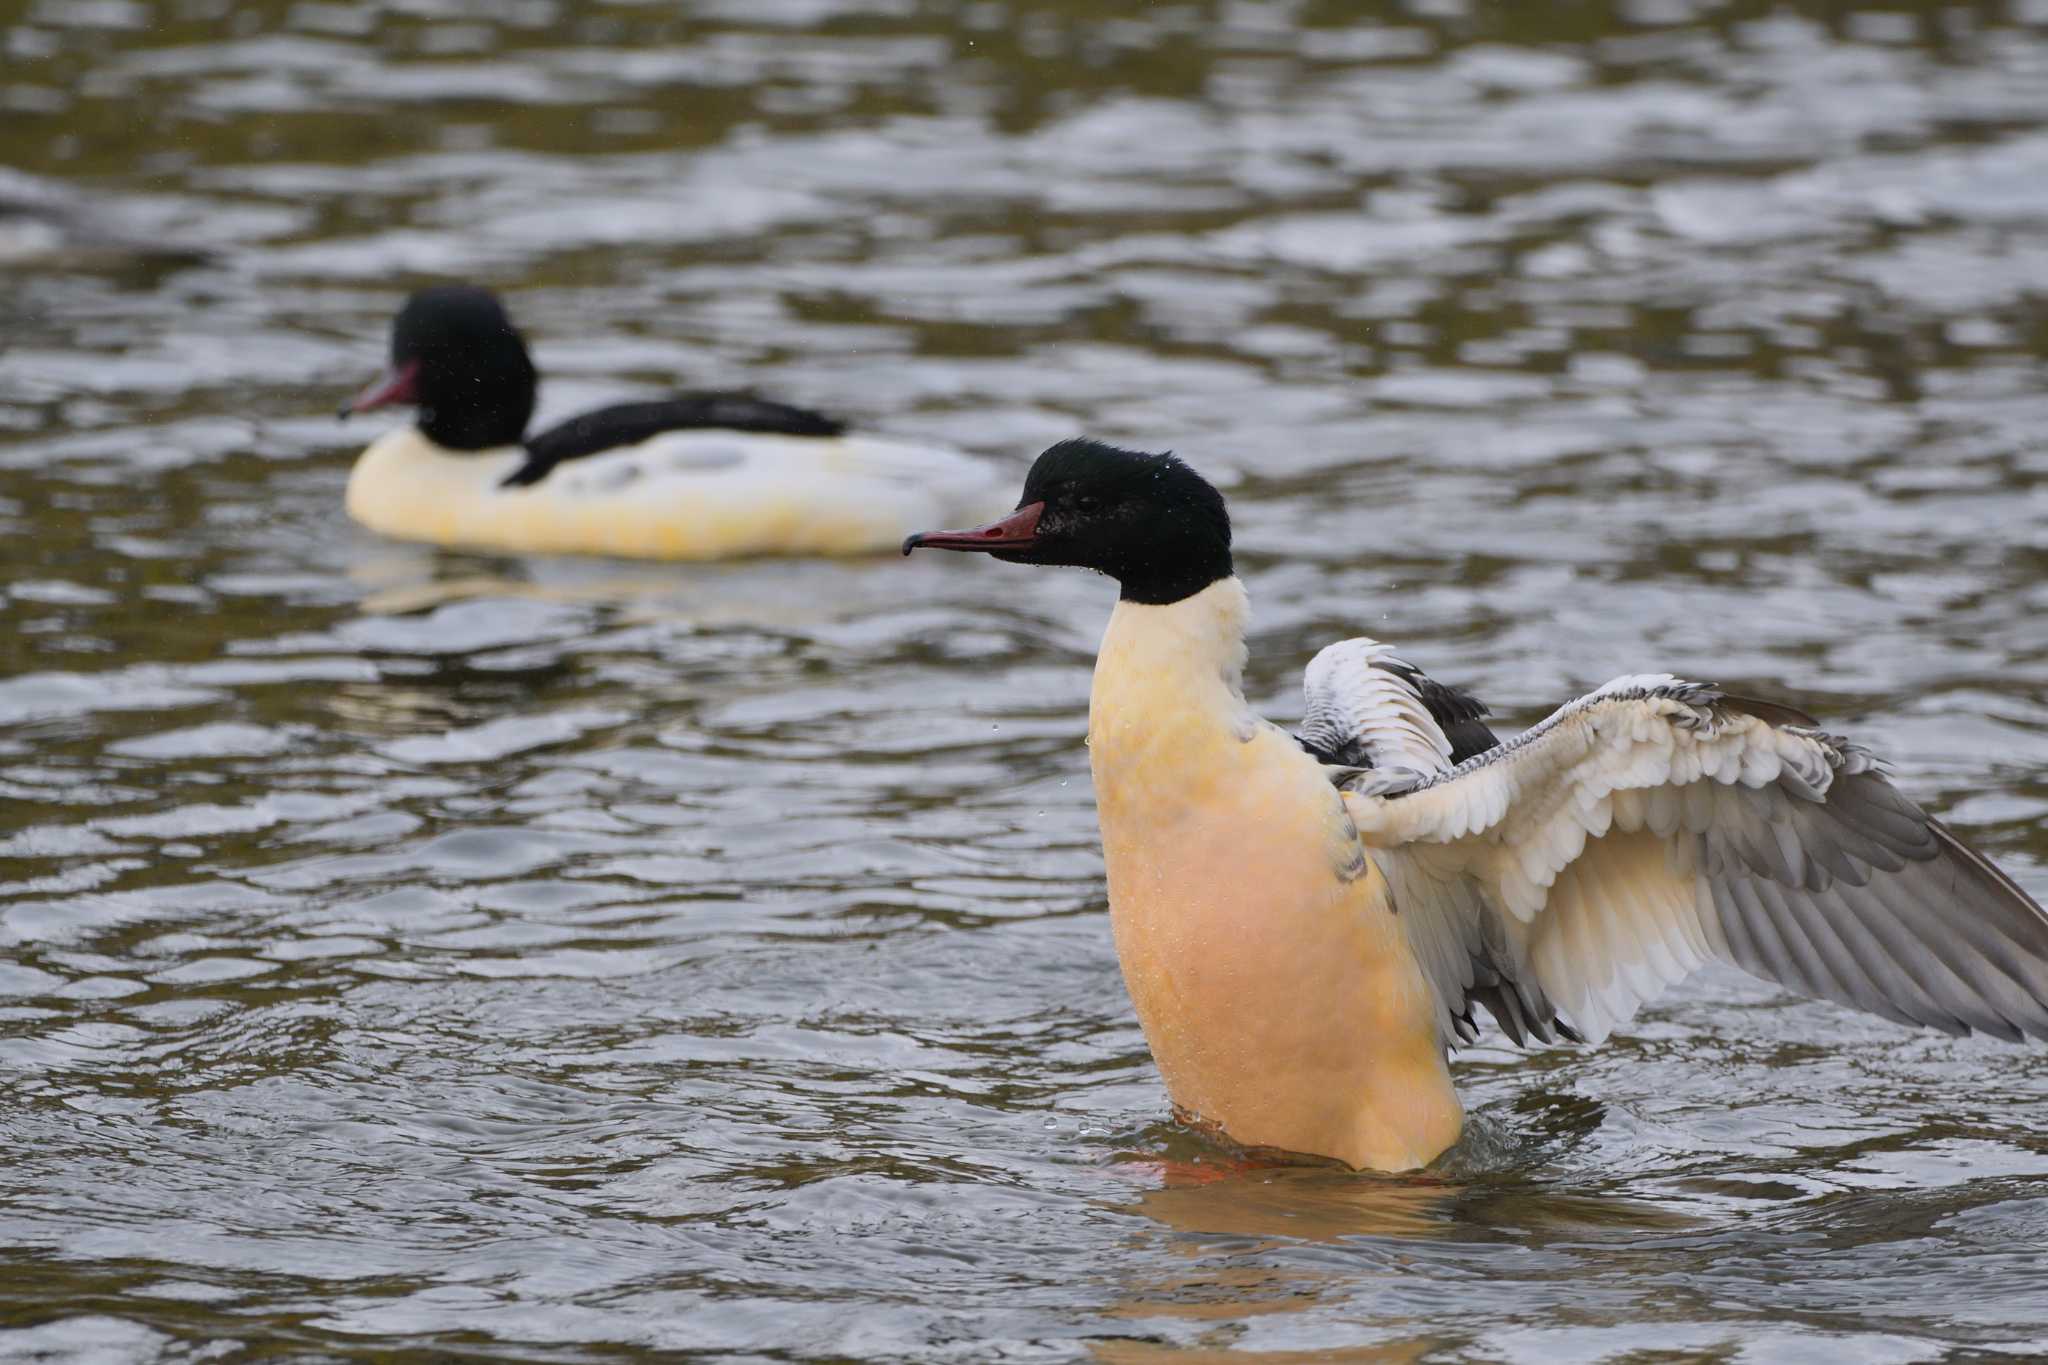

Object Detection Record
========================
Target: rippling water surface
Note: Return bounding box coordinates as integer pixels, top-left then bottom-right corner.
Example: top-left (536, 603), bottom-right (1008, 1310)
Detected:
top-left (5, 0), bottom-right (2048, 1359)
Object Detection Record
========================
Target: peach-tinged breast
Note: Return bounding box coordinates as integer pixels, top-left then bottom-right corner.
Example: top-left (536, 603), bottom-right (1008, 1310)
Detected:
top-left (1087, 585), bottom-right (1462, 1171)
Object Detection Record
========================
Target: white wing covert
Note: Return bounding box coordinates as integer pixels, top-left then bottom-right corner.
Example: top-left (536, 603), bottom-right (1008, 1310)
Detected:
top-left (1338, 675), bottom-right (2048, 1047)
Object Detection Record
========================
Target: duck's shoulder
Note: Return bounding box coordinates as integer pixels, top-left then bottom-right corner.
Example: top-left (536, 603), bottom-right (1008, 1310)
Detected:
top-left (506, 392), bottom-right (845, 488)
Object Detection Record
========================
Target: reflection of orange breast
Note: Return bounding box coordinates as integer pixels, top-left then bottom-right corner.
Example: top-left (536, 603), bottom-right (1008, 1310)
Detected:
top-left (1088, 585), bottom-right (1462, 1172)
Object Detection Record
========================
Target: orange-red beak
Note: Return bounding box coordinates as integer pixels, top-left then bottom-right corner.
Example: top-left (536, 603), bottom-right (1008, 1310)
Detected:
top-left (337, 360), bottom-right (422, 419)
top-left (902, 501), bottom-right (1044, 556)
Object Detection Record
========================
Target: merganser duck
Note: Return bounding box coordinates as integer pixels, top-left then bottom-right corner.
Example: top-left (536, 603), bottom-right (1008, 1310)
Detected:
top-left (340, 285), bottom-right (1003, 560)
top-left (905, 438), bottom-right (2048, 1172)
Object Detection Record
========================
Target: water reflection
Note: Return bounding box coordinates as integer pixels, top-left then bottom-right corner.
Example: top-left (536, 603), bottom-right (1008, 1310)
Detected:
top-left (1094, 1159), bottom-right (1707, 1361)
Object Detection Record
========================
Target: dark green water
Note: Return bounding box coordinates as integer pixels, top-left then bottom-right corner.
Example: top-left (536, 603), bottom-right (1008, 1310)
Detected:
top-left (3, 1), bottom-right (2048, 1359)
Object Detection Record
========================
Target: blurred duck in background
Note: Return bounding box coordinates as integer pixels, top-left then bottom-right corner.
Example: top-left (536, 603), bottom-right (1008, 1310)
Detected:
top-left (340, 285), bottom-right (1003, 561)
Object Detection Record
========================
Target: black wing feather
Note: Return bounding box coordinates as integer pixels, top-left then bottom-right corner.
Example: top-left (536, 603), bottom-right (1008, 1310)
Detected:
top-left (503, 392), bottom-right (846, 488)
top-left (1378, 660), bottom-right (1499, 764)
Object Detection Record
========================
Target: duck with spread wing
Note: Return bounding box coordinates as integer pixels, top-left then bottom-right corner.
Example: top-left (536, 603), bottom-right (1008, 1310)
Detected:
top-left (905, 438), bottom-right (2048, 1172)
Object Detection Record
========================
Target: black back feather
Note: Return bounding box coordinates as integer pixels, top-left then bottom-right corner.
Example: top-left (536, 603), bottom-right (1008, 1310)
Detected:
top-left (503, 393), bottom-right (846, 488)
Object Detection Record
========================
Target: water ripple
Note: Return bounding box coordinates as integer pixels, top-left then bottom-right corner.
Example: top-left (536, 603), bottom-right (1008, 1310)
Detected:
top-left (3, 1), bottom-right (2048, 1360)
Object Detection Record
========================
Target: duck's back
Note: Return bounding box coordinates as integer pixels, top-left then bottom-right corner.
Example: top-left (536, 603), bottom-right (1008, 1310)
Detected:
top-left (347, 426), bottom-right (1004, 561)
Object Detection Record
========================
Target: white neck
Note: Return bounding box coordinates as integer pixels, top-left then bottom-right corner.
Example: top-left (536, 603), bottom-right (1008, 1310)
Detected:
top-left (1089, 577), bottom-right (1254, 745)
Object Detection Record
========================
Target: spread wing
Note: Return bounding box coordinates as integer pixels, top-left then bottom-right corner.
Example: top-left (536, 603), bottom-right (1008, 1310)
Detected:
top-left (1341, 675), bottom-right (2048, 1048)
top-left (1297, 638), bottom-right (1500, 771)
top-left (506, 393), bottom-right (845, 487)
top-left (1296, 640), bottom-right (1569, 1045)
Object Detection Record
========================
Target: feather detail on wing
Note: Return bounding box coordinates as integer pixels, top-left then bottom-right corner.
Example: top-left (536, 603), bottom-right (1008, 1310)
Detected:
top-left (1339, 676), bottom-right (2048, 1047)
top-left (1298, 639), bottom-right (1501, 773)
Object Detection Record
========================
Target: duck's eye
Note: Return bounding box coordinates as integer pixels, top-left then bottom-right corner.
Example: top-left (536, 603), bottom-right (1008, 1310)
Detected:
top-left (1070, 492), bottom-right (1103, 513)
